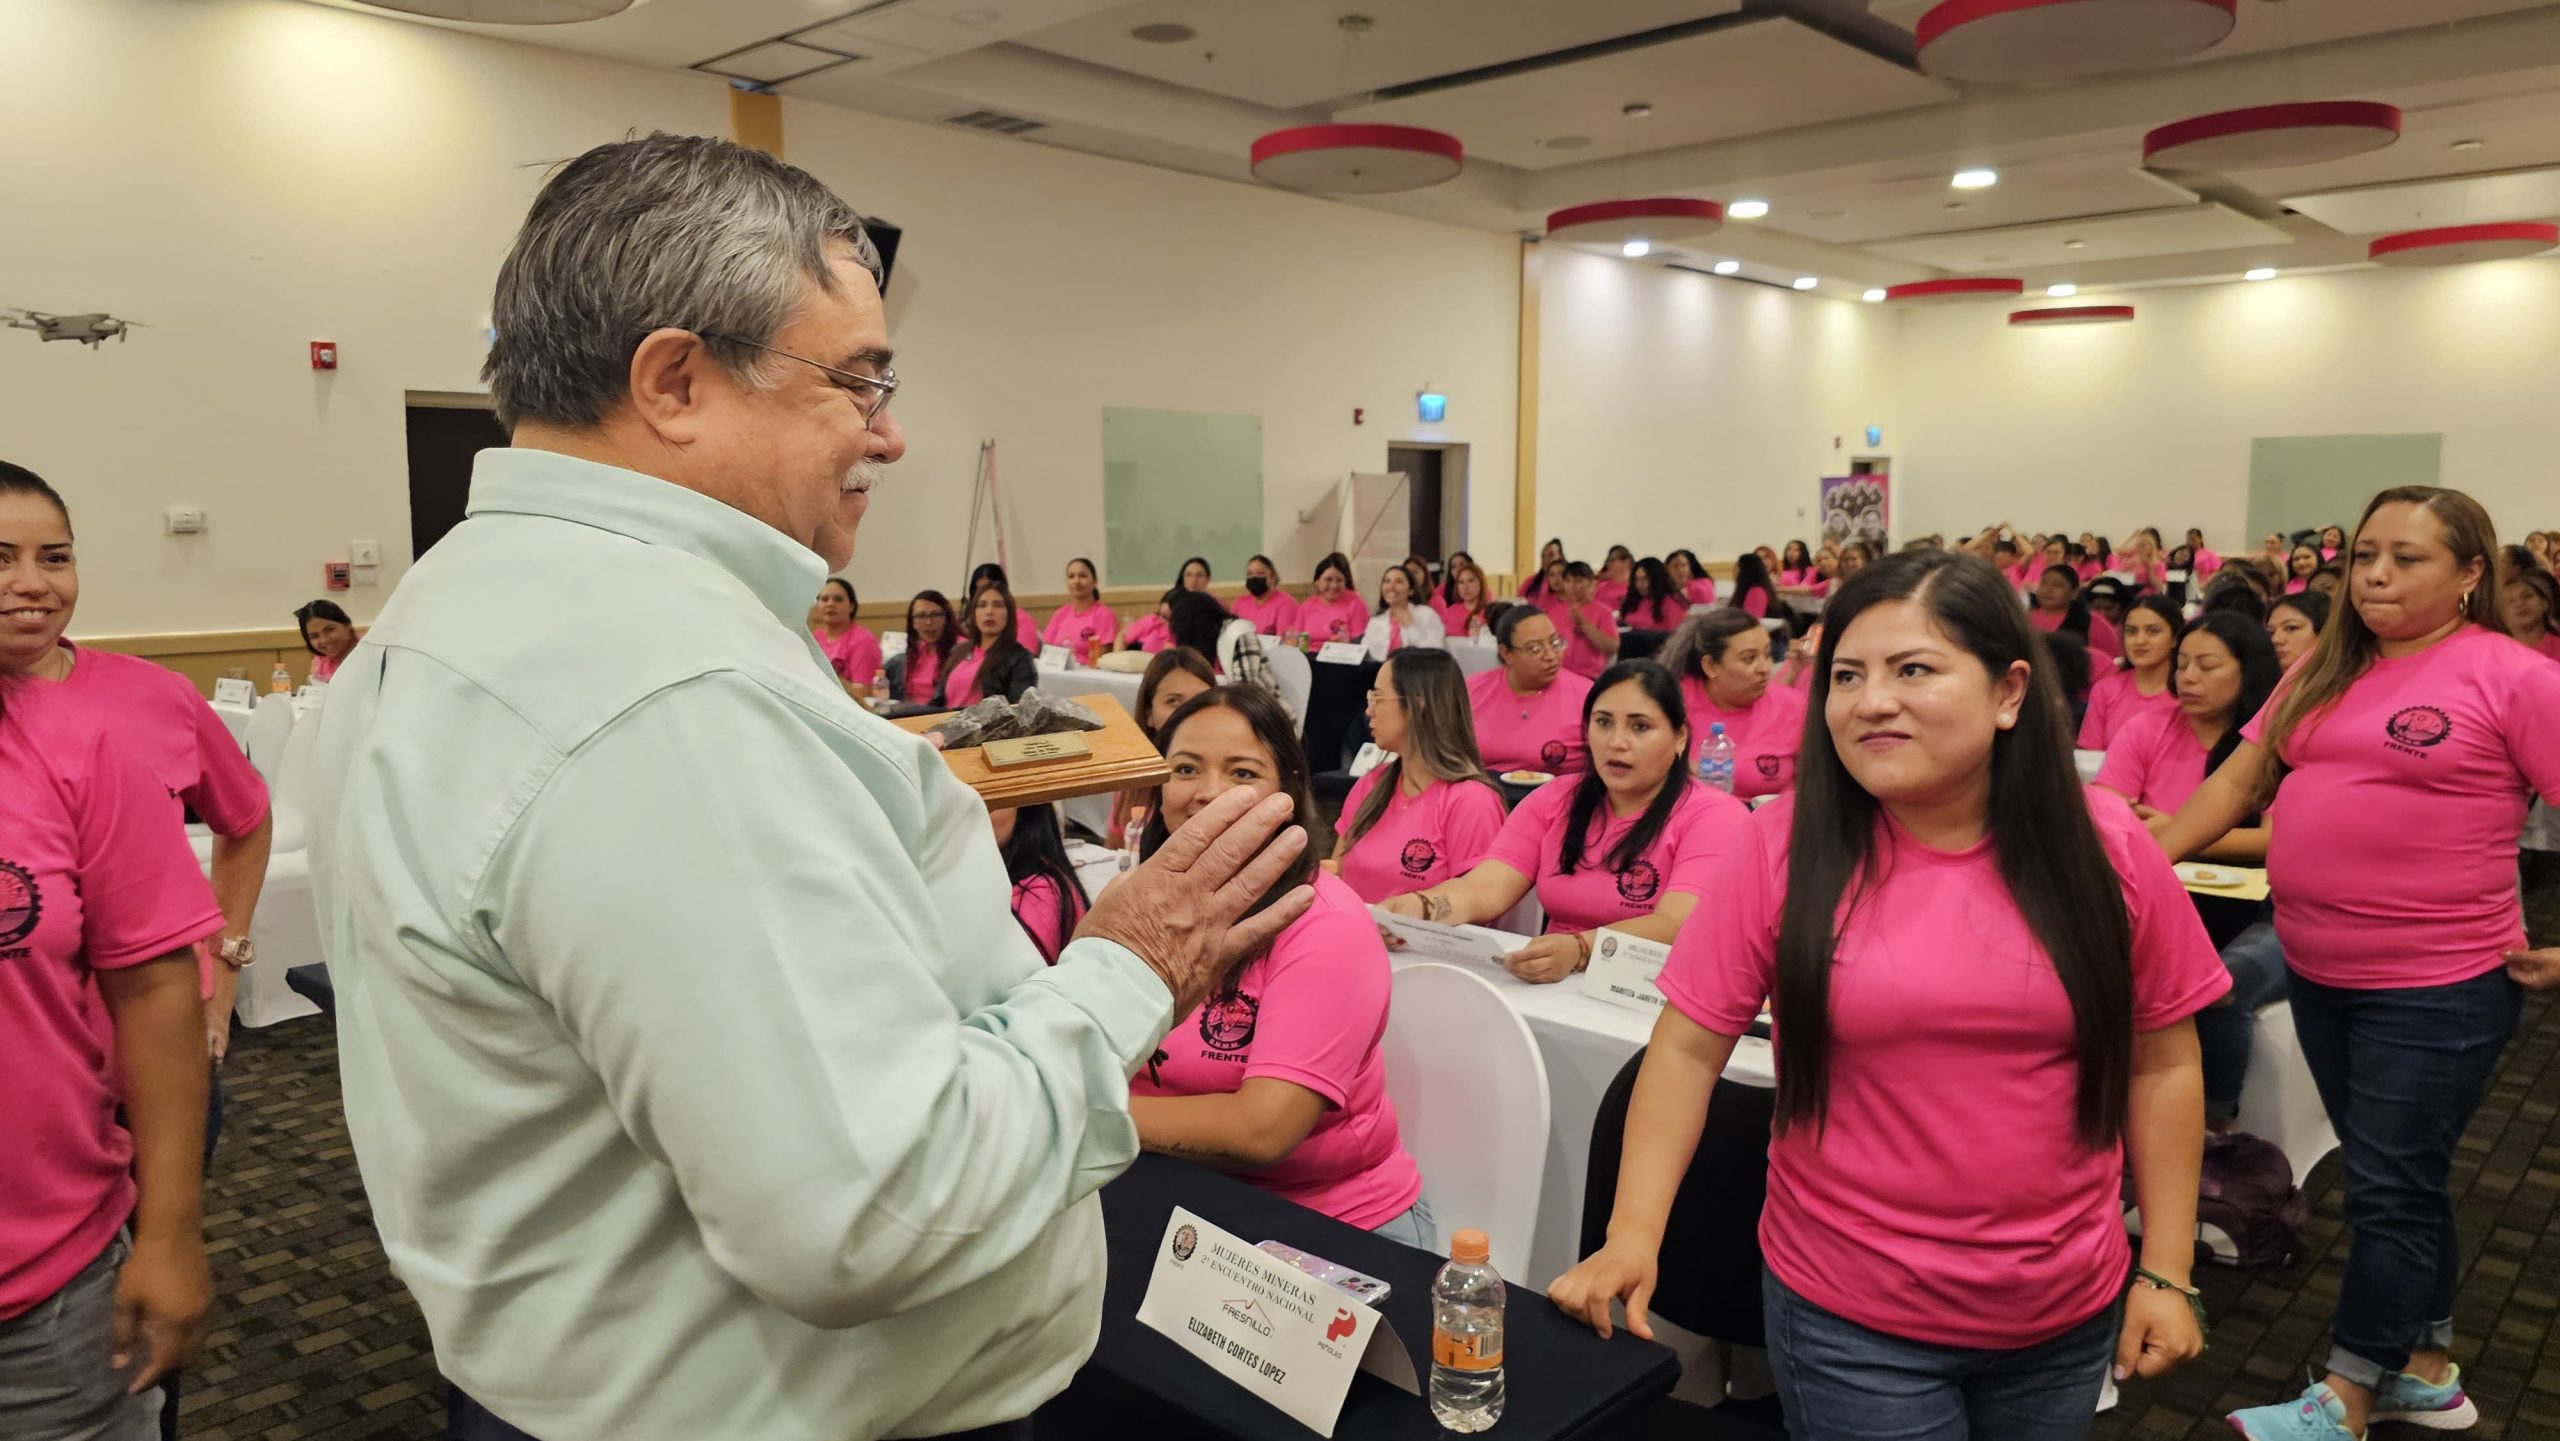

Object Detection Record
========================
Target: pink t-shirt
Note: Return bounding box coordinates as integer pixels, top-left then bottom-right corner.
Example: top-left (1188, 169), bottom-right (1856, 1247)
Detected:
top-left (1557, 600), bottom-right (1619, 680)
top-left (1231, 589), bottom-right (1300, 638)
top-left (1739, 588), bottom-right (1771, 620)
top-left (1130, 873), bottom-right (1422, 1229)
top-left (1043, 602), bottom-right (1121, 665)
top-left (1010, 873), bottom-right (1086, 965)
top-left (1482, 776), bottom-right (1749, 934)
top-left (1779, 567), bottom-right (1821, 593)
top-left (1121, 614), bottom-right (1172, 653)
top-left (54, 646), bottom-right (269, 840)
top-left (1684, 578), bottom-right (1718, 607)
top-left (1433, 598), bottom-right (1487, 640)
top-left (2242, 624), bottom-right (2560, 989)
top-left (943, 649), bottom-right (988, 707)
top-left (1594, 577), bottom-right (1629, 610)
top-left (2029, 607), bottom-right (2121, 662)
top-left (2191, 548), bottom-right (2222, 577)
top-left (1298, 592), bottom-right (1371, 646)
top-left (1681, 678), bottom-right (1810, 801)
top-left (2092, 707), bottom-right (2213, 812)
top-left (2075, 559), bottom-right (2104, 584)
top-left (1620, 595), bottom-right (1689, 632)
top-left (1335, 767), bottom-right (1508, 904)
top-left (1467, 667), bottom-right (1593, 775)
top-left (0, 701), bottom-right (225, 1320)
top-left (2076, 667), bottom-right (2178, 751)
top-left (1657, 793), bottom-right (2227, 1348)
top-left (2529, 632), bottom-right (2560, 667)
top-left (309, 652), bottom-right (340, 682)
top-left (812, 624), bottom-right (882, 685)
top-left (2284, 577), bottom-right (2310, 596)
top-left (900, 644), bottom-right (945, 704)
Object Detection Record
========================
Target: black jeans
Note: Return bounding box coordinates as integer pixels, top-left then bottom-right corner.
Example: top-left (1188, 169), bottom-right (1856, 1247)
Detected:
top-left (447, 1386), bottom-right (1030, 1441)
top-left (2288, 964), bottom-right (2522, 1389)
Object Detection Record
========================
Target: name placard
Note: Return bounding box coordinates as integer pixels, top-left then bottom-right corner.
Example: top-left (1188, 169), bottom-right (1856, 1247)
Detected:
top-left (1347, 742), bottom-right (1386, 777)
top-left (982, 732), bottom-right (1092, 769)
top-left (1315, 642), bottom-right (1367, 666)
top-left (1136, 1207), bottom-right (1417, 1438)
top-left (1039, 643), bottom-right (1074, 670)
top-left (1581, 927), bottom-right (1672, 1014)
top-left (212, 677), bottom-right (257, 708)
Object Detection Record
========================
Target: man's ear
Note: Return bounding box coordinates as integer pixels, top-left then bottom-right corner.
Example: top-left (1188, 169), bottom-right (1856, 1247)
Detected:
top-left (626, 328), bottom-right (712, 443)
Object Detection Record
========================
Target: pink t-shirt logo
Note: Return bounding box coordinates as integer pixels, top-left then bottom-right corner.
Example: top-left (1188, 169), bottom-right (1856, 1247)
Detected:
top-left (1398, 839), bottom-right (1439, 878)
top-left (1539, 739), bottom-right (1570, 769)
top-left (0, 860), bottom-right (37, 947)
top-left (1616, 859), bottom-right (1662, 905)
top-left (1201, 993), bottom-right (1259, 1052)
top-left (1330, 620), bottom-right (1350, 640)
top-left (2384, 705), bottom-right (2452, 754)
top-left (1755, 754), bottom-right (1783, 781)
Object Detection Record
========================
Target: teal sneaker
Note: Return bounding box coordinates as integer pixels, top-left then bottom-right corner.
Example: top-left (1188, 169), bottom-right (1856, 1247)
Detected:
top-left (2372, 1364), bottom-right (2478, 1430)
top-left (2226, 1382), bottom-right (2361, 1440)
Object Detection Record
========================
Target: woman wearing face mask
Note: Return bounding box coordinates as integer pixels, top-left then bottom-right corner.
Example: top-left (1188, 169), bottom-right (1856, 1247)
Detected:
top-left (0, 465), bottom-right (225, 1436)
top-left (1231, 554), bottom-right (1299, 638)
top-left (1378, 661), bottom-right (1750, 984)
top-left (1296, 552), bottom-right (1370, 648)
top-left (1334, 651), bottom-right (1507, 903)
top-left (1043, 557), bottom-right (1119, 665)
top-left (2159, 488), bottom-right (2560, 1441)
top-left (2080, 596), bottom-right (2182, 750)
top-left (1468, 607), bottom-right (1594, 776)
top-left (809, 579), bottom-right (880, 695)
top-left (2096, 613), bottom-right (2284, 1133)
top-left (2286, 542), bottom-right (2322, 595)
top-left (1131, 687), bottom-right (1433, 1243)
top-left (966, 562), bottom-right (1042, 647)
top-left (1667, 549), bottom-right (1717, 607)
top-left (883, 590), bottom-right (958, 706)
top-left (1666, 607), bottom-right (1808, 801)
top-left (2030, 563), bottom-right (2122, 663)
top-left (1436, 562), bottom-right (1492, 640)
top-left (2265, 591), bottom-right (2328, 669)
top-left (940, 586), bottom-right (1035, 708)
top-left (1595, 545), bottom-right (1637, 610)
top-left (1108, 647), bottom-right (1217, 847)
top-left (1363, 564), bottom-right (1445, 662)
top-left (1555, 562), bottom-right (1622, 680)
top-left (1618, 557), bottom-right (1688, 632)
top-left (2502, 560), bottom-right (2560, 664)
top-left (296, 598), bottom-right (360, 683)
top-left (1552, 551), bottom-right (2222, 1437)
top-left (990, 803), bottom-right (1088, 965)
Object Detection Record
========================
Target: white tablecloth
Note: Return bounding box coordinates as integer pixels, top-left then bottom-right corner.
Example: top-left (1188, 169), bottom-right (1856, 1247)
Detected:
top-left (1445, 636), bottom-right (1500, 676)
top-left (211, 700), bottom-right (255, 748)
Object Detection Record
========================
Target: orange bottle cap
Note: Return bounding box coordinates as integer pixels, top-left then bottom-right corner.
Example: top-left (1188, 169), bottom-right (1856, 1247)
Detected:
top-left (1449, 1229), bottom-right (1489, 1264)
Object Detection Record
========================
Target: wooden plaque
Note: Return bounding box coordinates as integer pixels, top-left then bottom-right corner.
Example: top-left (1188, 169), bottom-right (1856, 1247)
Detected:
top-left (889, 693), bottom-right (1167, 810)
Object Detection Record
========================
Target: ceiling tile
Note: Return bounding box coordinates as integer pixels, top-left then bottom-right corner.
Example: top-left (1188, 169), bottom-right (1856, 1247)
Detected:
top-left (696, 40), bottom-right (852, 83)
top-left (1868, 203), bottom-right (2293, 270)
top-left (2282, 165), bottom-right (2560, 234)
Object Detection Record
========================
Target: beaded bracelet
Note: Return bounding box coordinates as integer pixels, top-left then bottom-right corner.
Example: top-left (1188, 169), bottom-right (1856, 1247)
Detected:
top-left (2131, 1266), bottom-right (2209, 1337)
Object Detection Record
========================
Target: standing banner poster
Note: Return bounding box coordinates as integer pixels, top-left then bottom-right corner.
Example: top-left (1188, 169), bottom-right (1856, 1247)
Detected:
top-left (1819, 475), bottom-right (1890, 551)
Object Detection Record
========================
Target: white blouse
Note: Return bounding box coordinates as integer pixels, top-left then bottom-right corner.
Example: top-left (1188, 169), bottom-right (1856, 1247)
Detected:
top-left (1361, 605), bottom-right (1446, 662)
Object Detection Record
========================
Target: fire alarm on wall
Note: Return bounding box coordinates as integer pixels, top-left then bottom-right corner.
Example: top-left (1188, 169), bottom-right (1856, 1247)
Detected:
top-left (311, 341), bottom-right (338, 370)
top-left (325, 561), bottom-right (351, 591)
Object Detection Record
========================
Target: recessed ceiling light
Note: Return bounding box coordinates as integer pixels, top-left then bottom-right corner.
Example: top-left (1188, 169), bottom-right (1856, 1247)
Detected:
top-left (2245, 266), bottom-right (2278, 281)
top-left (1792, 276), bottom-right (1820, 291)
top-left (1622, 240), bottom-right (1651, 258)
top-left (1943, 201), bottom-right (1968, 212)
top-left (1861, 288), bottom-right (1887, 302)
top-left (1951, 168), bottom-right (1999, 189)
top-left (1130, 20), bottom-right (1194, 42)
top-left (2451, 138), bottom-right (2486, 152)
top-left (2047, 282), bottom-right (2077, 297)
top-left (1729, 199), bottom-right (1770, 220)
top-left (1541, 135), bottom-right (1592, 151)
top-left (1622, 102), bottom-right (1654, 119)
top-left (2064, 238), bottom-right (2086, 250)
top-left (1712, 260), bottom-right (1741, 275)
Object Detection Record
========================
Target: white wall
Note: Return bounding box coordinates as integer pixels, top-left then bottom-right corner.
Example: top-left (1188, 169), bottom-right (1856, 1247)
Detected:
top-left (1895, 260), bottom-right (2560, 552)
top-left (0, 0), bottom-right (1516, 636)
top-left (1535, 247), bottom-right (1901, 568)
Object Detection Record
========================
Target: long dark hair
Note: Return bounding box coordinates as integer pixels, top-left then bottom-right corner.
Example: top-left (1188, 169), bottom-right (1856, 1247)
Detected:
top-left (2267, 588), bottom-right (2329, 636)
top-left (1168, 589), bottom-right (1229, 656)
top-left (966, 584), bottom-right (1026, 671)
top-left (1439, 550), bottom-right (1476, 606)
top-left (1619, 557), bottom-right (1680, 627)
top-left (1312, 551), bottom-right (1354, 594)
top-left (1140, 685), bottom-right (1325, 992)
top-left (0, 462), bottom-right (72, 734)
top-left (2037, 563), bottom-right (2091, 638)
top-left (1000, 803), bottom-right (1088, 964)
top-left (1775, 550), bottom-right (2132, 1151)
top-left (2115, 594), bottom-right (2183, 674)
top-left (1135, 646), bottom-right (1217, 738)
top-left (1556, 660), bottom-right (1692, 877)
top-left (1340, 650), bottom-right (1498, 853)
top-left (1781, 540), bottom-right (1813, 572)
top-left (966, 562), bottom-right (1009, 598)
top-left (906, 589), bottom-right (959, 673)
top-left (1177, 555), bottom-right (1213, 589)
top-left (294, 598), bottom-right (354, 654)
top-left (1524, 538), bottom-right (1565, 597)
top-left (2180, 612), bottom-right (2281, 780)
top-left (819, 577), bottom-right (857, 614)
top-left (2200, 574), bottom-right (2267, 623)
top-left (1730, 552), bottom-right (1782, 617)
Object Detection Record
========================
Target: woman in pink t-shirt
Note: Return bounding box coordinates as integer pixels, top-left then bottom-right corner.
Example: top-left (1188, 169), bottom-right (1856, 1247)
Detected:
top-left (295, 597), bottom-right (359, 683)
top-left (2186, 528), bottom-right (2223, 579)
top-left (2029, 563), bottom-right (2122, 662)
top-left (1593, 545), bottom-right (1635, 611)
top-left (941, 586), bottom-right (1036, 708)
top-left (1129, 686), bottom-right (1431, 1243)
top-left (1554, 563), bottom-right (1621, 679)
top-left (2318, 523), bottom-right (2346, 561)
top-left (2265, 590), bottom-right (2328, 669)
top-left (991, 803), bottom-right (1088, 965)
top-left (1333, 651), bottom-right (1507, 903)
top-left (1617, 557), bottom-right (1688, 633)
top-left (1465, 607), bottom-right (1593, 776)
top-left (809, 578), bottom-right (882, 694)
top-left (1435, 561), bottom-right (1492, 640)
top-left (1295, 552), bottom-right (1370, 648)
top-left (1665, 607), bottom-right (1810, 801)
top-left (1229, 554), bottom-right (1300, 638)
top-left (1379, 661), bottom-right (1749, 983)
top-left (1042, 557), bottom-right (1120, 665)
top-left (964, 562), bottom-right (1043, 649)
top-left (2163, 489), bottom-right (2560, 1441)
top-left (2284, 542), bottom-right (2322, 595)
top-left (2078, 595), bottom-right (2181, 750)
top-left (885, 590), bottom-right (957, 707)
top-left (1118, 588), bottom-right (1179, 653)
top-left (1728, 552), bottom-right (1784, 622)
top-left (1552, 550), bottom-right (2220, 1435)
top-left (1666, 549), bottom-right (1717, 608)
top-left (2499, 562), bottom-right (2560, 665)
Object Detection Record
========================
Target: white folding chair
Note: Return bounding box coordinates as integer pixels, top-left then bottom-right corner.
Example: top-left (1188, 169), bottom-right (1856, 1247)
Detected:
top-left (1492, 891), bottom-right (1546, 937)
top-left (244, 694), bottom-right (295, 780)
top-left (1379, 962), bottom-right (1551, 1277)
top-left (2233, 1001), bottom-right (2340, 1187)
top-left (1264, 645), bottom-right (1312, 729)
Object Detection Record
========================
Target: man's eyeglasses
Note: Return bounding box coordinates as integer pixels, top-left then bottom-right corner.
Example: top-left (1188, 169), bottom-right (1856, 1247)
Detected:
top-left (703, 334), bottom-right (898, 425)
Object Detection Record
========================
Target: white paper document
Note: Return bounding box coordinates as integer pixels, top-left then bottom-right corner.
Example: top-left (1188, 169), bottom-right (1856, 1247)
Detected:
top-left (1367, 907), bottom-right (1518, 969)
top-left (1580, 927), bottom-right (1672, 1014)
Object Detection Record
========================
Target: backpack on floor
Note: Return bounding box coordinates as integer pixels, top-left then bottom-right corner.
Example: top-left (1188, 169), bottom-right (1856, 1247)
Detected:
top-left (2122, 1131), bottom-right (2308, 1270)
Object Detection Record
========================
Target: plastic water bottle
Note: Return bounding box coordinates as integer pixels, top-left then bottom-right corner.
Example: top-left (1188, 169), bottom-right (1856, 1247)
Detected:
top-left (270, 662), bottom-right (294, 695)
top-left (1430, 1228), bottom-right (1505, 1432)
top-left (1117, 809), bottom-right (1148, 874)
top-left (1698, 722), bottom-right (1736, 795)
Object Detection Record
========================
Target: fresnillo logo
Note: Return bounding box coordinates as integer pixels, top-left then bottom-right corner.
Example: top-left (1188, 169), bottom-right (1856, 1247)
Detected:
top-left (1222, 1298), bottom-right (1276, 1337)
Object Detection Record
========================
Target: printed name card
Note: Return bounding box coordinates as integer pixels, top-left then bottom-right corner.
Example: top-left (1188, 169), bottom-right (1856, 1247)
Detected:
top-left (1367, 907), bottom-right (1515, 970)
top-left (1581, 927), bottom-right (1673, 1014)
top-left (1347, 742), bottom-right (1386, 778)
top-left (1137, 1208), bottom-right (1417, 1438)
top-left (1315, 641), bottom-right (1368, 666)
top-left (1040, 643), bottom-right (1074, 670)
top-left (212, 677), bottom-right (257, 708)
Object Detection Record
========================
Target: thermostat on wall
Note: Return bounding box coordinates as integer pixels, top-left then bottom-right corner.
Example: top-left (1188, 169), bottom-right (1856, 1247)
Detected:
top-left (163, 507), bottom-right (206, 535)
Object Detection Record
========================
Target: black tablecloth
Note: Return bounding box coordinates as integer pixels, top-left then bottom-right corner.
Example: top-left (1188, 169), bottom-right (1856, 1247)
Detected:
top-left (1036, 1154), bottom-right (1678, 1441)
top-left (1301, 656), bottom-right (1380, 773)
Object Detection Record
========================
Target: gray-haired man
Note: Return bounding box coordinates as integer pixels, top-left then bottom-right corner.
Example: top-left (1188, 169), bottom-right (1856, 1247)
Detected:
top-left (311, 133), bottom-right (1310, 1441)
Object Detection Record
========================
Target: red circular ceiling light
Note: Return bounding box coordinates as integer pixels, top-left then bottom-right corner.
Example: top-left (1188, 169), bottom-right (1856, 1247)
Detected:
top-left (1884, 277), bottom-right (2026, 304)
top-left (1915, 0), bottom-right (2237, 85)
top-left (2009, 304), bottom-right (2136, 326)
top-left (2144, 101), bottom-right (2402, 172)
top-left (1545, 198), bottom-right (1726, 246)
top-left (1249, 125), bottom-right (1464, 194)
top-left (2368, 222), bottom-right (2560, 267)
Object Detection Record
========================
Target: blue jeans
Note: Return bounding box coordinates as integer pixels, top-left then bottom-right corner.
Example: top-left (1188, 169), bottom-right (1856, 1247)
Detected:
top-left (1370, 1193), bottom-right (1438, 1252)
top-left (2197, 920), bottom-right (2291, 1125)
top-left (1761, 1269), bottom-right (2117, 1440)
top-left (0, 1236), bottom-right (157, 1441)
top-left (2288, 964), bottom-right (2522, 1390)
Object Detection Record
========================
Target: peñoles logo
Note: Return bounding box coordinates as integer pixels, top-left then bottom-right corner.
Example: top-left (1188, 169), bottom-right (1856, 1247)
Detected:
top-left (2384, 705), bottom-right (2451, 751)
top-left (1617, 859), bottom-right (1662, 905)
top-left (1398, 839), bottom-right (1439, 877)
top-left (1326, 1308), bottom-right (1358, 1342)
top-left (0, 859), bottom-right (38, 948)
top-left (1201, 992), bottom-right (1260, 1052)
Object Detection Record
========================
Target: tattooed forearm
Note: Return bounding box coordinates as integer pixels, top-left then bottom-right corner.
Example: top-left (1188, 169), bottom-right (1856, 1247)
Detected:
top-left (1423, 891), bottom-right (1453, 923)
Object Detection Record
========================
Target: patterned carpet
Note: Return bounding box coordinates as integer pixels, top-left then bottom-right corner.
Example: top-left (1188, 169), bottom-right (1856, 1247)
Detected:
top-left (177, 882), bottom-right (2560, 1441)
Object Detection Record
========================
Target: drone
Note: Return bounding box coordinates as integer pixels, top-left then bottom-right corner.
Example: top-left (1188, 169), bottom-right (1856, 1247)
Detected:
top-left (3, 308), bottom-right (140, 348)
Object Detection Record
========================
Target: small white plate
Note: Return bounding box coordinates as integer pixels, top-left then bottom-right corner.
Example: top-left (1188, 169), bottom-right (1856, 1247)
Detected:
top-left (1501, 770), bottom-right (1556, 786)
